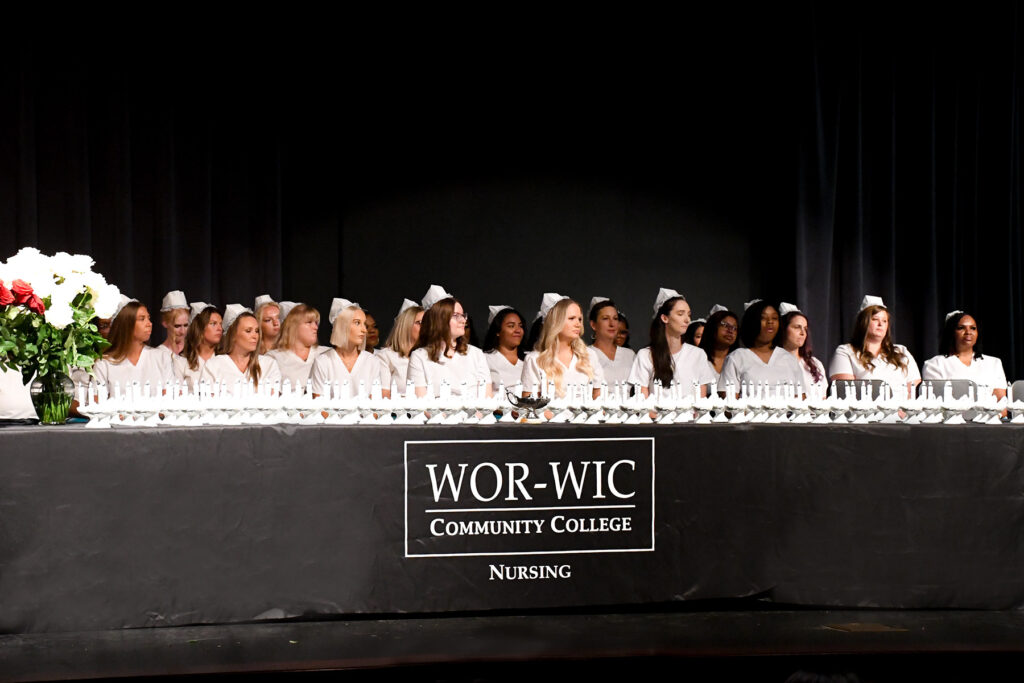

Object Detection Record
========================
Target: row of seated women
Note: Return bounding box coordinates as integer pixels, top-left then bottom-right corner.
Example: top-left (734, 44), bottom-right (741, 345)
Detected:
top-left (83, 286), bottom-right (1007, 402)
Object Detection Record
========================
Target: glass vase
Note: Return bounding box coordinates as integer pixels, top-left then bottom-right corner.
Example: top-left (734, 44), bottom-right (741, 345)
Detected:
top-left (30, 373), bottom-right (74, 425)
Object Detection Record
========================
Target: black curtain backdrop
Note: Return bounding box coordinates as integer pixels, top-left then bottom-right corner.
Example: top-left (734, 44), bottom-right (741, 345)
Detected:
top-left (2, 6), bottom-right (1022, 376)
top-left (797, 5), bottom-right (1024, 375)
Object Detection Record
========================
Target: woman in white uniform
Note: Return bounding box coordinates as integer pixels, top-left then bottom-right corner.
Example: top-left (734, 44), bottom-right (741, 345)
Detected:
top-left (628, 288), bottom-right (714, 397)
top-left (588, 297), bottom-right (635, 387)
top-left (156, 290), bottom-right (189, 361)
top-left (267, 303), bottom-right (322, 391)
top-left (774, 302), bottom-right (827, 398)
top-left (202, 304), bottom-right (281, 395)
top-left (254, 296), bottom-right (281, 355)
top-left (482, 305), bottom-right (526, 393)
top-left (698, 306), bottom-right (740, 380)
top-left (719, 299), bottom-right (804, 397)
top-left (522, 296), bottom-right (605, 398)
top-left (92, 299), bottom-right (174, 394)
top-left (828, 295), bottom-right (921, 398)
top-left (407, 286), bottom-right (491, 398)
top-left (922, 310), bottom-right (1006, 399)
top-left (310, 300), bottom-right (389, 398)
top-left (174, 303), bottom-right (223, 392)
top-left (683, 319), bottom-right (705, 347)
top-left (377, 299), bottom-right (423, 395)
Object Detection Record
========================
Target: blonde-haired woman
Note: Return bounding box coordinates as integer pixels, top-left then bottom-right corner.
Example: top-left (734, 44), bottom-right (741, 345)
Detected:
top-left (310, 299), bottom-right (389, 398)
top-left (254, 295), bottom-right (281, 355)
top-left (202, 304), bottom-right (281, 395)
top-left (156, 290), bottom-right (189, 361)
top-left (267, 303), bottom-right (322, 390)
top-left (377, 298), bottom-right (424, 395)
top-left (521, 296), bottom-right (605, 398)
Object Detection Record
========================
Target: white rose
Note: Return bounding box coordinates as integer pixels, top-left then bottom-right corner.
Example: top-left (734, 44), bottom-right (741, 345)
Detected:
top-left (50, 251), bottom-right (76, 276)
top-left (44, 301), bottom-right (75, 329)
top-left (93, 283), bottom-right (122, 319)
top-left (6, 247), bottom-right (50, 283)
top-left (69, 254), bottom-right (95, 273)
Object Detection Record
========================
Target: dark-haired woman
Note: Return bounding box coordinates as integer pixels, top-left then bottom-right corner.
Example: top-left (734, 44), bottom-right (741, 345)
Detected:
top-left (93, 299), bottom-right (174, 392)
top-left (407, 285), bottom-right (491, 398)
top-left (922, 310), bottom-right (1006, 399)
top-left (828, 296), bottom-right (920, 397)
top-left (698, 307), bottom-right (740, 380)
top-left (615, 314), bottom-right (631, 349)
top-left (683, 319), bottom-right (705, 347)
top-left (174, 303), bottom-right (223, 392)
top-left (588, 297), bottom-right (635, 386)
top-left (627, 288), bottom-right (714, 397)
top-left (202, 305), bottom-right (281, 395)
top-left (719, 299), bottom-right (803, 396)
top-left (482, 306), bottom-right (526, 392)
top-left (775, 303), bottom-right (826, 396)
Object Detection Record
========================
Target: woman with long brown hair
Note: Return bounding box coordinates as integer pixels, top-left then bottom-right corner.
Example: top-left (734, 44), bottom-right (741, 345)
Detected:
top-left (828, 295), bottom-right (920, 397)
top-left (173, 303), bottom-right (222, 391)
top-left (628, 288), bottom-right (714, 397)
top-left (202, 304), bottom-right (281, 395)
top-left (407, 285), bottom-right (491, 398)
top-left (92, 298), bottom-right (174, 392)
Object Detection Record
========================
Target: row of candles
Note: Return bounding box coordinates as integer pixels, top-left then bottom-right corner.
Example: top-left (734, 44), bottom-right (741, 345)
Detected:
top-left (74, 377), bottom-right (1020, 427)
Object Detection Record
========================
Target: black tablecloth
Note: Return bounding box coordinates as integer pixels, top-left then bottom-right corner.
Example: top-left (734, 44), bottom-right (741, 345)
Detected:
top-left (1, 423), bottom-right (1022, 634)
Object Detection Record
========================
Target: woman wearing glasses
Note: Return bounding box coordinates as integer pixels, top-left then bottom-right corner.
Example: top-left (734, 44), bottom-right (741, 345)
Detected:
top-left (407, 285), bottom-right (492, 398)
top-left (698, 306), bottom-right (740, 380)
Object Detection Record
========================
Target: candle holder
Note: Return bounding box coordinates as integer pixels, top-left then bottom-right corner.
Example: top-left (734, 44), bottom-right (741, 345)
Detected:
top-left (506, 389), bottom-right (550, 423)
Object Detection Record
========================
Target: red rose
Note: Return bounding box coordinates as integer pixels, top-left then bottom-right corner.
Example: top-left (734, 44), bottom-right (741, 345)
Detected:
top-left (0, 281), bottom-right (13, 306)
top-left (27, 294), bottom-right (45, 315)
top-left (10, 279), bottom-right (33, 305)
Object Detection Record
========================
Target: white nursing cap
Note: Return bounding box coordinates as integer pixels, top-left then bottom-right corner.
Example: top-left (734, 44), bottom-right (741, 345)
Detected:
top-left (329, 298), bottom-right (360, 325)
top-left (421, 284), bottom-right (452, 310)
top-left (254, 294), bottom-right (276, 310)
top-left (859, 295), bottom-right (886, 312)
top-left (188, 301), bottom-right (214, 323)
top-left (653, 288), bottom-right (683, 315)
top-left (590, 296), bottom-right (610, 313)
top-left (396, 298), bottom-right (419, 318)
top-left (278, 301), bottom-right (300, 321)
top-left (945, 309), bottom-right (964, 323)
top-left (160, 290), bottom-right (188, 312)
top-left (778, 302), bottom-right (801, 316)
top-left (743, 298), bottom-right (762, 312)
top-left (488, 305), bottom-right (512, 325)
top-left (536, 292), bottom-right (568, 320)
top-left (223, 303), bottom-right (252, 331)
top-left (691, 318), bottom-right (707, 325)
top-left (112, 295), bottom-right (138, 319)
top-left (708, 304), bottom-right (728, 316)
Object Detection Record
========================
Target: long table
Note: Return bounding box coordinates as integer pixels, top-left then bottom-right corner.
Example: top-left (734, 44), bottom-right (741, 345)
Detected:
top-left (2, 423), bottom-right (1022, 634)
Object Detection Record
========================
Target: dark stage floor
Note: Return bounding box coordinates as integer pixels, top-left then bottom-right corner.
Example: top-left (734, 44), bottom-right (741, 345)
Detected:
top-left (4, 606), bottom-right (1024, 682)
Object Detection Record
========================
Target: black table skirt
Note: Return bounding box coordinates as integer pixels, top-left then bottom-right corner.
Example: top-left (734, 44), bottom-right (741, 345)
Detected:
top-left (1, 423), bottom-right (1021, 634)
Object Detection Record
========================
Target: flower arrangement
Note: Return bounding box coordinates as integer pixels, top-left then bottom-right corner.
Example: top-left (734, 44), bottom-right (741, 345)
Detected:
top-left (0, 247), bottom-right (121, 422)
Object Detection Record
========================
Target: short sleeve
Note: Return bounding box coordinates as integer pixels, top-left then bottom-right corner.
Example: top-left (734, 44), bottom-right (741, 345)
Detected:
top-left (627, 349), bottom-right (653, 389)
top-left (828, 345), bottom-right (856, 378)
top-left (718, 352), bottom-right (741, 391)
top-left (520, 353), bottom-right (541, 394)
top-left (260, 355), bottom-right (282, 392)
top-left (921, 355), bottom-right (943, 381)
top-left (407, 349), bottom-right (427, 389)
top-left (587, 347), bottom-right (606, 384)
top-left (899, 347), bottom-right (921, 382)
top-left (310, 353), bottom-right (332, 396)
